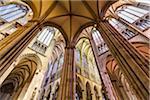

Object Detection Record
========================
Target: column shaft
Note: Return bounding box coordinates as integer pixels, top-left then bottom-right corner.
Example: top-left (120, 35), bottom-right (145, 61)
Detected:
top-left (58, 46), bottom-right (75, 100)
top-left (97, 21), bottom-right (149, 99)
top-left (0, 21), bottom-right (39, 76)
top-left (108, 70), bottom-right (129, 100)
top-left (89, 38), bottom-right (116, 100)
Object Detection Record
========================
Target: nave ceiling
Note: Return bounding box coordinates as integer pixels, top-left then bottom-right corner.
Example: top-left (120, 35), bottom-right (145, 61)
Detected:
top-left (23, 0), bottom-right (117, 43)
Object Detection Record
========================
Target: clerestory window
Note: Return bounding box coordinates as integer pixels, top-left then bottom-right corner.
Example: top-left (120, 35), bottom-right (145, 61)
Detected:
top-left (116, 5), bottom-right (150, 31)
top-left (92, 29), bottom-right (108, 54)
top-left (108, 18), bottom-right (136, 39)
top-left (32, 27), bottom-right (54, 54)
top-left (0, 4), bottom-right (28, 23)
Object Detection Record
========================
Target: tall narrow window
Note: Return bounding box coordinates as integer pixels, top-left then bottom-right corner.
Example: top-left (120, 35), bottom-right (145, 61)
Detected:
top-left (0, 4), bottom-right (28, 22)
top-left (32, 26), bottom-right (54, 54)
top-left (108, 18), bottom-right (136, 39)
top-left (0, 3), bottom-right (31, 41)
top-left (75, 49), bottom-right (80, 63)
top-left (86, 82), bottom-right (92, 100)
top-left (92, 29), bottom-right (108, 54)
top-left (82, 54), bottom-right (87, 67)
top-left (50, 60), bottom-right (59, 82)
top-left (116, 5), bottom-right (150, 31)
top-left (58, 54), bottom-right (64, 69)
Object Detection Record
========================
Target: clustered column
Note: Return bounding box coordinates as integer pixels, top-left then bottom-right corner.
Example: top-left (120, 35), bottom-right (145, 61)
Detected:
top-left (107, 70), bottom-right (129, 100)
top-left (89, 37), bottom-right (116, 100)
top-left (58, 45), bottom-right (76, 100)
top-left (97, 20), bottom-right (149, 100)
top-left (0, 21), bottom-right (40, 77)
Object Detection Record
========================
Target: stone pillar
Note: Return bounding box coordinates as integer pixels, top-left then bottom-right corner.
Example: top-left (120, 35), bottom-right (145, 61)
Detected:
top-left (107, 70), bottom-right (129, 100)
top-left (58, 45), bottom-right (76, 100)
top-left (0, 21), bottom-right (39, 77)
top-left (97, 21), bottom-right (149, 100)
top-left (89, 37), bottom-right (116, 100)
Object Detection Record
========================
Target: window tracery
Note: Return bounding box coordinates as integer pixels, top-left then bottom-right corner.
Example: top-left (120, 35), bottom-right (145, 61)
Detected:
top-left (32, 27), bottom-right (54, 54)
top-left (92, 29), bottom-right (108, 54)
top-left (82, 53), bottom-right (87, 67)
top-left (116, 5), bottom-right (150, 31)
top-left (0, 3), bottom-right (32, 41)
top-left (0, 4), bottom-right (28, 22)
top-left (108, 18), bottom-right (136, 39)
top-left (75, 49), bottom-right (80, 63)
top-left (86, 82), bottom-right (92, 100)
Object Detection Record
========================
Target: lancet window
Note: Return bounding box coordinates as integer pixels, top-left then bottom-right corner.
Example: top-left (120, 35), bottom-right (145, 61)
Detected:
top-left (0, 4), bottom-right (28, 23)
top-left (32, 27), bottom-right (54, 54)
top-left (92, 29), bottom-right (108, 54)
top-left (116, 5), bottom-right (149, 31)
top-left (108, 18), bottom-right (136, 39)
top-left (82, 53), bottom-right (88, 67)
top-left (75, 49), bottom-right (80, 63)
top-left (0, 3), bottom-right (30, 41)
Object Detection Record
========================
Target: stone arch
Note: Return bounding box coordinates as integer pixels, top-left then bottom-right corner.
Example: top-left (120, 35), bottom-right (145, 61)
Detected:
top-left (115, 3), bottom-right (133, 12)
top-left (72, 22), bottom-right (95, 45)
top-left (40, 21), bottom-right (68, 45)
top-left (86, 82), bottom-right (92, 100)
top-left (76, 76), bottom-right (84, 100)
top-left (18, 53), bottom-right (42, 70)
top-left (2, 0), bottom-right (33, 28)
top-left (22, 0), bottom-right (39, 20)
top-left (94, 86), bottom-right (100, 100)
top-left (0, 53), bottom-right (41, 100)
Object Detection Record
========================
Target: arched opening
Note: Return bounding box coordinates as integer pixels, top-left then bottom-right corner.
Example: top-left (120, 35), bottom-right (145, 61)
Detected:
top-left (36, 25), bottom-right (66, 100)
top-left (76, 77), bottom-right (83, 100)
top-left (94, 86), bottom-right (100, 100)
top-left (105, 41), bottom-right (150, 100)
top-left (86, 82), bottom-right (92, 100)
top-left (115, 4), bottom-right (149, 31)
top-left (0, 55), bottom-right (39, 100)
top-left (31, 26), bottom-right (55, 54)
top-left (131, 42), bottom-right (150, 59)
top-left (0, 0), bottom-right (149, 100)
top-left (0, 2), bottom-right (33, 41)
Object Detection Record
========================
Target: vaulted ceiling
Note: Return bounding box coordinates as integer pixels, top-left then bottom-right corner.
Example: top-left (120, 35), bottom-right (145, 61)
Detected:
top-left (23, 0), bottom-right (117, 43)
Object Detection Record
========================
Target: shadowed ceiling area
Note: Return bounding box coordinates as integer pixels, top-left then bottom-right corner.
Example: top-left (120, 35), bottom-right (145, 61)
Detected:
top-left (23, 0), bottom-right (117, 43)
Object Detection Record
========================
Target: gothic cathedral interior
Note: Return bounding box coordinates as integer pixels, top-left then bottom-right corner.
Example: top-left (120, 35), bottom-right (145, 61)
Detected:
top-left (0, 0), bottom-right (149, 100)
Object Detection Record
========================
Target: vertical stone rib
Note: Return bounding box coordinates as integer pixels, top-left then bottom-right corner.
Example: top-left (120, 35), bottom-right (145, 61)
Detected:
top-left (0, 22), bottom-right (39, 77)
top-left (97, 21), bottom-right (149, 100)
top-left (89, 37), bottom-right (117, 100)
top-left (107, 70), bottom-right (129, 100)
top-left (58, 46), bottom-right (75, 100)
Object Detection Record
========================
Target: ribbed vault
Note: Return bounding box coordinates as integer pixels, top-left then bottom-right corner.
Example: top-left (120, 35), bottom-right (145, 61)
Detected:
top-left (23, 0), bottom-right (117, 43)
top-left (0, 54), bottom-right (40, 96)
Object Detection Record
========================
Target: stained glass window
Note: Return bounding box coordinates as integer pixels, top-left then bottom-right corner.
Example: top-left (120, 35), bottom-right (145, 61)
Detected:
top-left (92, 30), bottom-right (108, 54)
top-left (0, 4), bottom-right (28, 22)
top-left (116, 5), bottom-right (149, 31)
top-left (32, 27), bottom-right (54, 54)
top-left (108, 18), bottom-right (136, 39)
